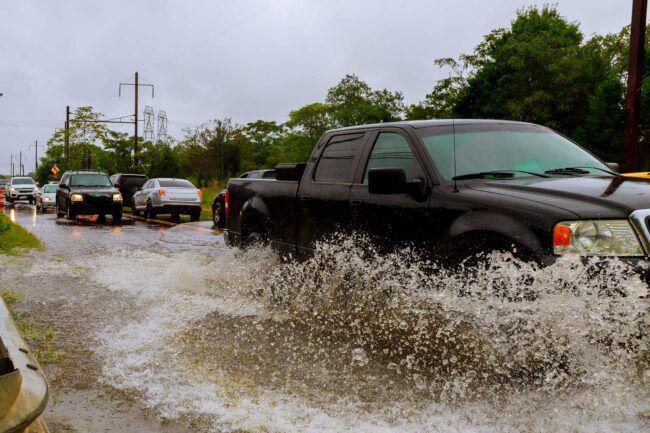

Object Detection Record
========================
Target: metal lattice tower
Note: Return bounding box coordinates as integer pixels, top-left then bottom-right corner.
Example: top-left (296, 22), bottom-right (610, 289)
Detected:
top-left (156, 110), bottom-right (168, 143)
top-left (143, 106), bottom-right (155, 142)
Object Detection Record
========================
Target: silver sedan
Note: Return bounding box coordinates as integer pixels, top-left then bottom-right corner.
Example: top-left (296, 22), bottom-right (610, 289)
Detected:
top-left (132, 178), bottom-right (202, 221)
top-left (35, 183), bottom-right (59, 213)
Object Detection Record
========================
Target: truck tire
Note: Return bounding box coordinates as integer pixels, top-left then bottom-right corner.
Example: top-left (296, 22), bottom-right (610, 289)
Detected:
top-left (146, 200), bottom-right (157, 219)
top-left (190, 210), bottom-right (201, 222)
top-left (112, 211), bottom-right (122, 224)
top-left (65, 203), bottom-right (76, 221)
top-left (56, 203), bottom-right (63, 218)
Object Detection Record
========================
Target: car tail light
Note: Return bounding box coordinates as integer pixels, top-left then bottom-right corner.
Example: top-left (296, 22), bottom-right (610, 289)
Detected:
top-left (158, 189), bottom-right (166, 196)
top-left (197, 189), bottom-right (203, 199)
top-left (553, 224), bottom-right (571, 247)
top-left (225, 191), bottom-right (230, 218)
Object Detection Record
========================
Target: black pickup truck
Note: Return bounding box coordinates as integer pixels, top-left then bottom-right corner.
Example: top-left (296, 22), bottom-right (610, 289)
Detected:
top-left (225, 119), bottom-right (650, 266)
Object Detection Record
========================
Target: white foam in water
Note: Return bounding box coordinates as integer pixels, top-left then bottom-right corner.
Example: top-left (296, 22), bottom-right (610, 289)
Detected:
top-left (89, 238), bottom-right (650, 433)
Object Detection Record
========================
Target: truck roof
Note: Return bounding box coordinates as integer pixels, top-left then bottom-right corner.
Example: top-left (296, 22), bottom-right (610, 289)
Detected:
top-left (326, 119), bottom-right (534, 133)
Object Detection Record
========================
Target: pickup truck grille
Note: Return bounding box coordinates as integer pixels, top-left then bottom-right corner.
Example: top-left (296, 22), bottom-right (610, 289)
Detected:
top-left (17, 189), bottom-right (33, 193)
top-left (85, 194), bottom-right (112, 204)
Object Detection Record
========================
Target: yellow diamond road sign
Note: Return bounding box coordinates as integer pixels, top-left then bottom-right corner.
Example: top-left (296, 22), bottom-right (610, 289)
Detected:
top-left (51, 165), bottom-right (59, 175)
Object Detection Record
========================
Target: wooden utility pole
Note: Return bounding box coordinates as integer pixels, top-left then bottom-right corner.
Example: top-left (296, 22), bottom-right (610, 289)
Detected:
top-left (65, 105), bottom-right (70, 163)
top-left (119, 72), bottom-right (154, 174)
top-left (134, 72), bottom-right (139, 172)
top-left (624, 0), bottom-right (648, 171)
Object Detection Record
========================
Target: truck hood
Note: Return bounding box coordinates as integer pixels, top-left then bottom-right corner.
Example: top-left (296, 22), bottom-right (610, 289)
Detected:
top-left (466, 176), bottom-right (650, 218)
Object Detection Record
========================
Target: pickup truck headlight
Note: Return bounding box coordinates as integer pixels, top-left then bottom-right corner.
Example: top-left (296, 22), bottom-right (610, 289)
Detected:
top-left (113, 193), bottom-right (123, 202)
top-left (43, 197), bottom-right (51, 202)
top-left (10, 187), bottom-right (17, 192)
top-left (553, 220), bottom-right (644, 256)
top-left (70, 194), bottom-right (84, 202)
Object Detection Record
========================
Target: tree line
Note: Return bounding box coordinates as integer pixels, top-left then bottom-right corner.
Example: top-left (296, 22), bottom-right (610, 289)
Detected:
top-left (34, 6), bottom-right (650, 186)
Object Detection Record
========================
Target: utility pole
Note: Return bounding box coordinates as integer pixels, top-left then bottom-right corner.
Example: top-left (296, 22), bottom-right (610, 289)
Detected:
top-left (29, 140), bottom-right (44, 173)
top-left (119, 72), bottom-right (154, 173)
top-left (135, 72), bottom-right (139, 172)
top-left (624, 0), bottom-right (648, 171)
top-left (9, 154), bottom-right (14, 177)
top-left (65, 105), bottom-right (70, 163)
top-left (19, 151), bottom-right (23, 176)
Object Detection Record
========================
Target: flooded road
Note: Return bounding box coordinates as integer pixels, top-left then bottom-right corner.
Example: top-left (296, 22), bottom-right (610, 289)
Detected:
top-left (2, 203), bottom-right (650, 432)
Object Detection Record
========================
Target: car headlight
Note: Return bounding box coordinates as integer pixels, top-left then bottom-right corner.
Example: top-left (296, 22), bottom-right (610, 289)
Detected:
top-left (113, 193), bottom-right (123, 202)
top-left (43, 197), bottom-right (51, 202)
top-left (11, 187), bottom-right (17, 192)
top-left (70, 194), bottom-right (84, 202)
top-left (553, 220), bottom-right (644, 256)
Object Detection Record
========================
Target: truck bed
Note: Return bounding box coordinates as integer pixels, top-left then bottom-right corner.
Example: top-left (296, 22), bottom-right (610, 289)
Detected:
top-left (225, 178), bottom-right (300, 255)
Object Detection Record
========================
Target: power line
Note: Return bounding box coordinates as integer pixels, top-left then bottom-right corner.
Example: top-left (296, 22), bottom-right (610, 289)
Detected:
top-left (140, 0), bottom-right (283, 72)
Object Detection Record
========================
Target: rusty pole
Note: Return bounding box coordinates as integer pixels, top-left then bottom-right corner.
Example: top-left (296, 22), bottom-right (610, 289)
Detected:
top-left (624, 0), bottom-right (648, 172)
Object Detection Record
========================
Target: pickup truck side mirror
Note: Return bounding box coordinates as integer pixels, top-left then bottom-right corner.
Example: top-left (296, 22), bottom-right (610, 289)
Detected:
top-left (605, 162), bottom-right (620, 172)
top-left (59, 183), bottom-right (67, 189)
top-left (368, 168), bottom-right (407, 194)
top-left (368, 168), bottom-right (427, 199)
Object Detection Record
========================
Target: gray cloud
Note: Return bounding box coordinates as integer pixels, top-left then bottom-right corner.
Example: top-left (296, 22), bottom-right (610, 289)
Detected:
top-left (0, 0), bottom-right (632, 174)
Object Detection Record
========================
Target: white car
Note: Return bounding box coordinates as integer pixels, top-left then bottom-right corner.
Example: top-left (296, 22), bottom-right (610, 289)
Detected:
top-left (132, 178), bottom-right (202, 221)
top-left (5, 177), bottom-right (37, 204)
top-left (35, 183), bottom-right (58, 213)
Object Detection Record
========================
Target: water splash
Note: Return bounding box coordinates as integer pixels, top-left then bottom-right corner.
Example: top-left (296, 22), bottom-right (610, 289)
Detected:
top-left (90, 236), bottom-right (650, 432)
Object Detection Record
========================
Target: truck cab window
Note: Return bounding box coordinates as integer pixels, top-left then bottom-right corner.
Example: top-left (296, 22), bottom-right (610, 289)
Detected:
top-left (314, 133), bottom-right (364, 183)
top-left (363, 132), bottom-right (417, 184)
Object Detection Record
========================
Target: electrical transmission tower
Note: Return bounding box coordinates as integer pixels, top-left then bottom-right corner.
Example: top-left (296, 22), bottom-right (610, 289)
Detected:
top-left (156, 110), bottom-right (168, 143)
top-left (143, 106), bottom-right (155, 142)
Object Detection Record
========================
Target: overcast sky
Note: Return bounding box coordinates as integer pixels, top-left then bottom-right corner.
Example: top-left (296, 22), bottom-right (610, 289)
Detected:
top-left (0, 1), bottom-right (634, 175)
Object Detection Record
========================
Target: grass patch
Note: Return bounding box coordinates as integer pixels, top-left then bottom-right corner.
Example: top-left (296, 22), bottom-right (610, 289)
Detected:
top-left (0, 213), bottom-right (44, 255)
top-left (1, 289), bottom-right (65, 365)
top-left (200, 180), bottom-right (225, 222)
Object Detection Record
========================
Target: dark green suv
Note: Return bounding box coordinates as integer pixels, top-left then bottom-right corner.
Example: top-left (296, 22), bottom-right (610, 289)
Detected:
top-left (55, 171), bottom-right (123, 223)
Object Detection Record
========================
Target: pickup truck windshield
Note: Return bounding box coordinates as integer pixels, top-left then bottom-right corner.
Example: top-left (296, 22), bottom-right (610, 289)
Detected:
top-left (12, 178), bottom-right (35, 185)
top-left (70, 174), bottom-right (112, 187)
top-left (417, 123), bottom-right (611, 180)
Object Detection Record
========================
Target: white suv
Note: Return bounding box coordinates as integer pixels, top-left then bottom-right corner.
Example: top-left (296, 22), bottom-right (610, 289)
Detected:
top-left (5, 177), bottom-right (37, 204)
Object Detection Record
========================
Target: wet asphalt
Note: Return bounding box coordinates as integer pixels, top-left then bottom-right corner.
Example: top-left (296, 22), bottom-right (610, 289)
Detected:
top-left (1, 202), bottom-right (224, 432)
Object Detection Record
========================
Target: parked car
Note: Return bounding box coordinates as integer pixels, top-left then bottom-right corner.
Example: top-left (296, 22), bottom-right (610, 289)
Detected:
top-left (4, 177), bottom-right (37, 204)
top-left (225, 119), bottom-right (650, 271)
top-left (35, 183), bottom-right (59, 213)
top-left (109, 173), bottom-right (148, 208)
top-left (132, 178), bottom-right (202, 221)
top-left (55, 171), bottom-right (123, 222)
top-left (212, 190), bottom-right (226, 228)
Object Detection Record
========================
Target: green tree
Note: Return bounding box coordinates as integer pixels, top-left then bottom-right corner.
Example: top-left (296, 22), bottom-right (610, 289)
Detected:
top-left (325, 74), bottom-right (404, 126)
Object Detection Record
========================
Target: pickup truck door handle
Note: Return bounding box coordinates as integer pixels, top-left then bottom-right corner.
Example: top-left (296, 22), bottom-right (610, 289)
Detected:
top-left (350, 199), bottom-right (363, 207)
top-left (300, 196), bottom-right (311, 208)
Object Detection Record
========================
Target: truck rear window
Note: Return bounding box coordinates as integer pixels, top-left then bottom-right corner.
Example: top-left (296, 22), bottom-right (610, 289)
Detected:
top-left (314, 133), bottom-right (364, 183)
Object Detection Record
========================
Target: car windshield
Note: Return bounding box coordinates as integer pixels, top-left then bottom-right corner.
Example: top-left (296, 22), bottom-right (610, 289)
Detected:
top-left (43, 185), bottom-right (58, 193)
top-left (70, 174), bottom-right (112, 187)
top-left (417, 123), bottom-right (611, 180)
top-left (158, 179), bottom-right (194, 188)
top-left (12, 178), bottom-right (35, 185)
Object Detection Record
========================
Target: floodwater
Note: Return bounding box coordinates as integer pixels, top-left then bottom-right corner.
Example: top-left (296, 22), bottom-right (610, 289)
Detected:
top-left (2, 203), bottom-right (650, 432)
